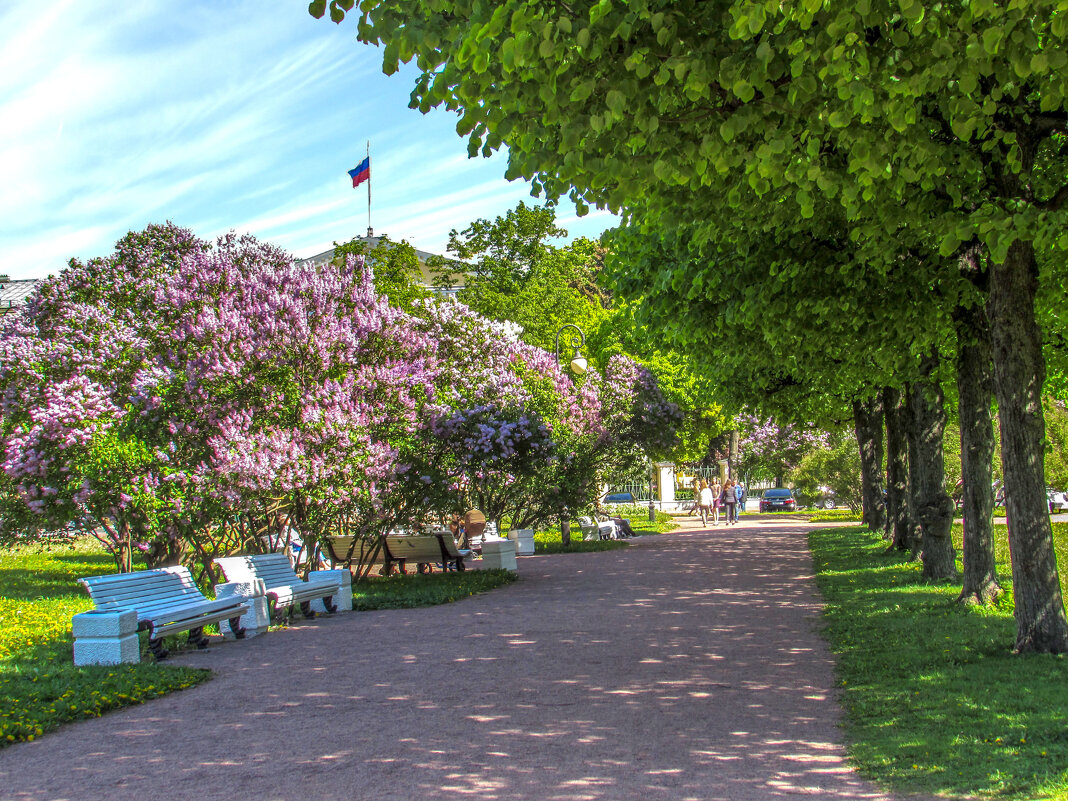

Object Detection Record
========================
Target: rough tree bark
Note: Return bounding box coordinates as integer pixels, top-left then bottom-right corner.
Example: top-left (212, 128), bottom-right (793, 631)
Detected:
top-left (954, 247), bottom-right (1001, 605)
top-left (884, 386), bottom-right (912, 551)
top-left (989, 238), bottom-right (1068, 652)
top-left (908, 353), bottom-right (957, 580)
top-left (853, 395), bottom-right (886, 533)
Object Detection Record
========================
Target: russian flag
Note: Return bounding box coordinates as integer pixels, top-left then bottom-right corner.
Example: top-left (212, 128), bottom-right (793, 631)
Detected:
top-left (348, 157), bottom-right (370, 188)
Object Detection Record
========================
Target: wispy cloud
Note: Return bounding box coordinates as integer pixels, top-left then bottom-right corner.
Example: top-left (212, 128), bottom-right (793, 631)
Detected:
top-left (0, 2), bottom-right (614, 279)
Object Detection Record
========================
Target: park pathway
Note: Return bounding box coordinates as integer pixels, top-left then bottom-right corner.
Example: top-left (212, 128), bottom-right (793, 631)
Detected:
top-left (0, 518), bottom-right (930, 801)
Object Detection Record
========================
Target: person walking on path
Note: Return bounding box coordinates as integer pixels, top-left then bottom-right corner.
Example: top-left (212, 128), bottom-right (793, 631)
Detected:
top-left (710, 478), bottom-right (723, 525)
top-left (697, 479), bottom-right (714, 526)
top-left (733, 481), bottom-right (745, 523)
top-left (723, 479), bottom-right (738, 525)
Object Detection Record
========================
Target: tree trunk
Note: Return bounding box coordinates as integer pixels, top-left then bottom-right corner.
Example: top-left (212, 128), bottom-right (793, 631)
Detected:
top-left (908, 353), bottom-right (957, 580)
top-left (884, 386), bottom-right (911, 550)
top-left (853, 395), bottom-right (885, 533)
top-left (728, 429), bottom-right (739, 479)
top-left (954, 248), bottom-right (1001, 605)
top-left (988, 238), bottom-right (1068, 652)
top-left (561, 518), bottom-right (571, 547)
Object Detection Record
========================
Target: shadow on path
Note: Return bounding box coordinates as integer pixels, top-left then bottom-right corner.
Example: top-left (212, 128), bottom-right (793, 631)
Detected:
top-left (0, 519), bottom-right (931, 801)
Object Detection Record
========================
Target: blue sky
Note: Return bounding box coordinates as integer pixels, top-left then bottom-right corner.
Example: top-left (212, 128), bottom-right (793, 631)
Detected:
top-left (1, 2), bottom-right (616, 280)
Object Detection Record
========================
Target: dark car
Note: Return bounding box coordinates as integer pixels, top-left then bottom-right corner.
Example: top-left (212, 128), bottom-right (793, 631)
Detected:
top-left (760, 488), bottom-right (797, 512)
top-left (604, 492), bottom-right (635, 504)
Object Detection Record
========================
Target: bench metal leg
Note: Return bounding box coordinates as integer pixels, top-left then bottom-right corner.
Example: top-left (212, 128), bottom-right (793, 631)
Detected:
top-left (300, 600), bottom-right (316, 619)
top-left (148, 637), bottom-right (169, 661)
top-left (188, 626), bottom-right (210, 649)
top-left (228, 616), bottom-right (247, 639)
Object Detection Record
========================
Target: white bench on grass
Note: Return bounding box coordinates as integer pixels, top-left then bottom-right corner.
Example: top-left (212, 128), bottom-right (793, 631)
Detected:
top-left (79, 566), bottom-right (250, 661)
top-left (214, 554), bottom-right (343, 620)
top-left (578, 516), bottom-right (617, 541)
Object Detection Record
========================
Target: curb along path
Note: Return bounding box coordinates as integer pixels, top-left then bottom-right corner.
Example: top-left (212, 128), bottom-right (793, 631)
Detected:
top-left (0, 519), bottom-right (929, 801)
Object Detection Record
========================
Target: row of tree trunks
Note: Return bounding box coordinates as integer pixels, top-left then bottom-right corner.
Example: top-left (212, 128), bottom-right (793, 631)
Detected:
top-left (883, 386), bottom-right (912, 551)
top-left (853, 396), bottom-right (886, 533)
top-left (955, 248), bottom-right (1001, 606)
top-left (851, 236), bottom-right (1067, 652)
top-left (908, 353), bottom-right (957, 580)
top-left (988, 239), bottom-right (1068, 653)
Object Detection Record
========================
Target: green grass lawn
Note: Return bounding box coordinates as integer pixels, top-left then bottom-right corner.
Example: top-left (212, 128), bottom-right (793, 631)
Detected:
top-left (530, 508), bottom-right (677, 554)
top-left (810, 520), bottom-right (1068, 799)
top-left (0, 540), bottom-right (210, 746)
top-left (0, 538), bottom-right (516, 747)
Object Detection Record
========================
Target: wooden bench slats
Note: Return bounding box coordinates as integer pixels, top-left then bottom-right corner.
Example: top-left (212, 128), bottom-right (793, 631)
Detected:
top-left (79, 566), bottom-right (249, 659)
top-left (324, 534), bottom-right (467, 573)
top-left (323, 536), bottom-right (384, 566)
top-left (214, 554), bottom-right (339, 618)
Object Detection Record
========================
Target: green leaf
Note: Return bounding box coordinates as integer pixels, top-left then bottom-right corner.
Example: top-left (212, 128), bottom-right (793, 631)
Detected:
top-left (828, 110), bottom-right (851, 128)
top-left (732, 78), bottom-right (755, 102)
top-left (590, 0), bottom-right (613, 25)
top-left (570, 80), bottom-right (595, 102)
top-left (308, 0), bottom-right (327, 19)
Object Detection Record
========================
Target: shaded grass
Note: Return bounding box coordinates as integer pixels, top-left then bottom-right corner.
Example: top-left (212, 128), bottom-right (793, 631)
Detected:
top-left (810, 522), bottom-right (1068, 799)
top-left (352, 568), bottom-right (517, 610)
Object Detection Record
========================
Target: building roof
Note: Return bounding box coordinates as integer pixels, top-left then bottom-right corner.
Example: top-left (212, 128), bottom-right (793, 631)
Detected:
top-left (298, 234), bottom-right (464, 289)
top-left (0, 279), bottom-right (41, 314)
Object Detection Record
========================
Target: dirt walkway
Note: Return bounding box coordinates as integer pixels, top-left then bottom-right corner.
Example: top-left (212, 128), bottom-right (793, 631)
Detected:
top-left (0, 518), bottom-right (928, 801)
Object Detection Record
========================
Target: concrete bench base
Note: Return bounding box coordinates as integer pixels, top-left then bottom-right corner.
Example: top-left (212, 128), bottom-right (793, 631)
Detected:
top-left (481, 539), bottom-right (517, 571)
top-left (72, 609), bottom-right (140, 665)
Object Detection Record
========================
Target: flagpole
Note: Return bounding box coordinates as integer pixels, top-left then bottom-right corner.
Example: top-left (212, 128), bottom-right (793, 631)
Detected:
top-left (366, 140), bottom-right (372, 238)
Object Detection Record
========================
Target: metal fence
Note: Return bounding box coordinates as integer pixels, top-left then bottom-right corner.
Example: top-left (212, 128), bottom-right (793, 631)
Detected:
top-left (605, 480), bottom-right (654, 501)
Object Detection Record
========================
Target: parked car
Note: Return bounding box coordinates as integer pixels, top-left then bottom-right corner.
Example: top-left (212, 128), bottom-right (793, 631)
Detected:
top-left (759, 488), bottom-right (797, 512)
top-left (1049, 488), bottom-right (1068, 514)
top-left (814, 487), bottom-right (837, 509)
top-left (604, 492), bottom-right (636, 505)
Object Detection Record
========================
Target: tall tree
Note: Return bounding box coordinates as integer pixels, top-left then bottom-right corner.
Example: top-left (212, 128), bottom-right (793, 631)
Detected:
top-left (316, 0), bottom-right (1068, 652)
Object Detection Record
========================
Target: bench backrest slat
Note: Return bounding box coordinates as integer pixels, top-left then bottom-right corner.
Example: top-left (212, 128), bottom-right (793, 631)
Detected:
top-left (323, 536), bottom-right (384, 566)
top-left (439, 535), bottom-right (465, 559)
top-left (385, 535), bottom-right (445, 562)
top-left (80, 566), bottom-right (209, 611)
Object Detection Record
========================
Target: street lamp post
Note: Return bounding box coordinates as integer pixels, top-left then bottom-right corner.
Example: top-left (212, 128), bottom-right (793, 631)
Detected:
top-left (554, 323), bottom-right (587, 375)
top-left (555, 324), bottom-right (587, 547)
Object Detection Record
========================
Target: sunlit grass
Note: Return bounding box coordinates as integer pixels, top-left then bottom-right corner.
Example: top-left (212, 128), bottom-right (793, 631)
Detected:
top-left (811, 521), bottom-right (1068, 799)
top-left (0, 540), bottom-right (209, 747)
top-left (531, 509), bottom-right (678, 554)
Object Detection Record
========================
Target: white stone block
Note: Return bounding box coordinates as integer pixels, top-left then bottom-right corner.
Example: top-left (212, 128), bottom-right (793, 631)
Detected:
top-left (215, 580), bottom-right (270, 638)
top-left (72, 609), bottom-right (142, 665)
top-left (309, 569), bottom-right (351, 613)
top-left (74, 633), bottom-right (140, 666)
top-left (481, 539), bottom-right (517, 571)
top-left (72, 608), bottom-right (138, 638)
top-left (508, 529), bottom-right (536, 556)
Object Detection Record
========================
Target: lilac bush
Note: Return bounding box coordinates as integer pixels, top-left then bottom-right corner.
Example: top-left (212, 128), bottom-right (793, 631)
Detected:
top-left (736, 414), bottom-right (831, 485)
top-left (0, 223), bottom-right (682, 572)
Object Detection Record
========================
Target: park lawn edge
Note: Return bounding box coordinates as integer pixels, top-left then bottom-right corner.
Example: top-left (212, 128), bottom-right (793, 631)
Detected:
top-left (808, 523), bottom-right (1068, 800)
top-left (0, 545), bottom-right (517, 748)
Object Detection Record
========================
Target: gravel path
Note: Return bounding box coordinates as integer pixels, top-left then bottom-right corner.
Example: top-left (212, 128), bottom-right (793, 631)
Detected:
top-left (0, 517), bottom-right (931, 801)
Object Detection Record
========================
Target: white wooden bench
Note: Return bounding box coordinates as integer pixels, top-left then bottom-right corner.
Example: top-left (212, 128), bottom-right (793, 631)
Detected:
top-left (214, 554), bottom-right (341, 619)
top-left (578, 516), bottom-right (617, 541)
top-left (80, 566), bottom-right (250, 660)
